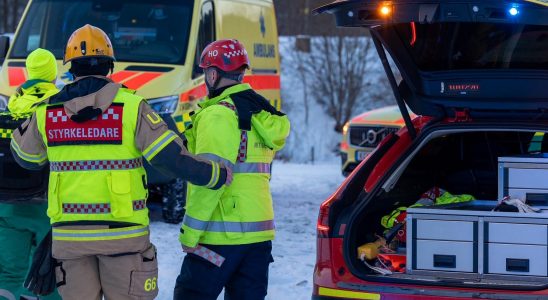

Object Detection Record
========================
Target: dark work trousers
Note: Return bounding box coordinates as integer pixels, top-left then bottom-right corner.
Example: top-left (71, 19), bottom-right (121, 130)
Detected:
top-left (173, 241), bottom-right (273, 300)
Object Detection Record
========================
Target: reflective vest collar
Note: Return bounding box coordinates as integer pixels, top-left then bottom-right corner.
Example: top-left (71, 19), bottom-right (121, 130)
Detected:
top-left (21, 79), bottom-right (52, 90)
top-left (199, 83), bottom-right (251, 109)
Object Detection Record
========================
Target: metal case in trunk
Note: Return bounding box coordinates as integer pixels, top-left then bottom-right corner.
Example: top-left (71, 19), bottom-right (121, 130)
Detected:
top-left (407, 201), bottom-right (548, 280)
top-left (499, 154), bottom-right (548, 205)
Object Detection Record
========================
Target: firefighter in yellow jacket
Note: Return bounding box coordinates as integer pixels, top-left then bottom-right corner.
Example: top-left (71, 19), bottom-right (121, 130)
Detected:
top-left (11, 25), bottom-right (231, 300)
top-left (0, 48), bottom-right (61, 300)
top-left (175, 40), bottom-right (290, 300)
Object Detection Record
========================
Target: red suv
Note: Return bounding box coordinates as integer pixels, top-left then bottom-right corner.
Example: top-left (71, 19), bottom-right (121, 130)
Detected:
top-left (313, 1), bottom-right (548, 299)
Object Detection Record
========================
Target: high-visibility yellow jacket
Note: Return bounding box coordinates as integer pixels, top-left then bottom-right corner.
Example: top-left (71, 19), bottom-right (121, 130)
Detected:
top-left (180, 84), bottom-right (290, 246)
top-left (8, 79), bottom-right (59, 119)
top-left (33, 89), bottom-right (151, 225)
top-left (11, 76), bottom-right (227, 248)
top-left (0, 79), bottom-right (58, 218)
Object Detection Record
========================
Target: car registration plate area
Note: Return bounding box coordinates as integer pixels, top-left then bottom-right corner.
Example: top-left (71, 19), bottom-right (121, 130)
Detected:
top-left (355, 151), bottom-right (369, 161)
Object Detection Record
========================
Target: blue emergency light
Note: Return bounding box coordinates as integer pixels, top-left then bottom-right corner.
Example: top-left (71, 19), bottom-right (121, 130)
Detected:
top-left (508, 7), bottom-right (519, 16)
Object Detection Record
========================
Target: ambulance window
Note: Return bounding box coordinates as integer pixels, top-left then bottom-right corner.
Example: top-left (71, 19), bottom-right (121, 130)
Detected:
top-left (193, 1), bottom-right (216, 78)
top-left (11, 2), bottom-right (47, 54)
top-left (11, 0), bottom-right (195, 65)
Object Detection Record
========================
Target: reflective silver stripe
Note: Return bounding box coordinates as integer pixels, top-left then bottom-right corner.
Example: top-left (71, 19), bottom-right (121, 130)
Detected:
top-left (10, 139), bottom-right (47, 163)
top-left (144, 131), bottom-right (177, 160)
top-left (50, 158), bottom-right (143, 172)
top-left (233, 163), bottom-right (271, 174)
top-left (206, 162), bottom-right (219, 188)
top-left (196, 154), bottom-right (270, 174)
top-left (183, 215), bottom-right (275, 233)
top-left (63, 200), bottom-right (147, 214)
top-left (0, 289), bottom-right (16, 300)
top-left (52, 226), bottom-right (149, 239)
top-left (198, 153), bottom-right (235, 170)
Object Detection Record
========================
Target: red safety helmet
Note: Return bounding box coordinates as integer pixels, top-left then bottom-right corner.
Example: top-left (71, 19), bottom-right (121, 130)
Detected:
top-left (199, 39), bottom-right (250, 72)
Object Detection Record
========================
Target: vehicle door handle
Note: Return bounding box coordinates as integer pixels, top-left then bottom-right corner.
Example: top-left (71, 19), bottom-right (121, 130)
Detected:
top-left (433, 254), bottom-right (456, 269)
top-left (506, 258), bottom-right (529, 273)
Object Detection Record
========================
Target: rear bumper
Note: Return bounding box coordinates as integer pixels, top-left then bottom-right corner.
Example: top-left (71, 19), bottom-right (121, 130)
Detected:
top-left (313, 286), bottom-right (381, 300)
top-left (312, 296), bottom-right (345, 300)
top-left (313, 283), bottom-right (548, 300)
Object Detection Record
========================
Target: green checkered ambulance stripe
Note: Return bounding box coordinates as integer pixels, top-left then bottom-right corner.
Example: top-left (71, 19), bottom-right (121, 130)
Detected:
top-left (62, 200), bottom-right (146, 214)
top-left (183, 215), bottom-right (274, 233)
top-left (52, 225), bottom-right (149, 241)
top-left (0, 128), bottom-right (12, 139)
top-left (198, 153), bottom-right (271, 174)
top-left (50, 158), bottom-right (143, 172)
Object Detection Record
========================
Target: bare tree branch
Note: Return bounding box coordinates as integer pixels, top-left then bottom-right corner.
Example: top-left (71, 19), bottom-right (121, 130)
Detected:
top-left (298, 35), bottom-right (393, 132)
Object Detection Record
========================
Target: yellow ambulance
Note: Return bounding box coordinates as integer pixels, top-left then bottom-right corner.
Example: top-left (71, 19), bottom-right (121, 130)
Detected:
top-left (0, 0), bottom-right (281, 222)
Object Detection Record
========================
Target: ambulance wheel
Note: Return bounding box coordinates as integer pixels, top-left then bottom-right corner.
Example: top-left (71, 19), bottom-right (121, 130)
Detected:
top-left (161, 178), bottom-right (187, 224)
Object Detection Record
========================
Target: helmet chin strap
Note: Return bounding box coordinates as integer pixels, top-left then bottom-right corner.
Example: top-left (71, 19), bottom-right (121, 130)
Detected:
top-left (109, 60), bottom-right (114, 75)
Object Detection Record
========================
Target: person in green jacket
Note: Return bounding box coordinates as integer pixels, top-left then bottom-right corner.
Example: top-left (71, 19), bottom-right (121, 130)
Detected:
top-left (0, 48), bottom-right (61, 300)
top-left (174, 40), bottom-right (290, 300)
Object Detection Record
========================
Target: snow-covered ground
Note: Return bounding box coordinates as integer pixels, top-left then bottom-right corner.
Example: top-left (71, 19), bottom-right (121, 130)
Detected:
top-left (150, 162), bottom-right (345, 300)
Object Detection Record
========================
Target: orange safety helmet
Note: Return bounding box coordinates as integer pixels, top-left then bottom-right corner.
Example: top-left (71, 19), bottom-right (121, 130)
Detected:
top-left (63, 24), bottom-right (115, 64)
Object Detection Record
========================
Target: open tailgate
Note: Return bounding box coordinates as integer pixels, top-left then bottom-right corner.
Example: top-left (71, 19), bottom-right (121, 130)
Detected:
top-left (315, 0), bottom-right (548, 120)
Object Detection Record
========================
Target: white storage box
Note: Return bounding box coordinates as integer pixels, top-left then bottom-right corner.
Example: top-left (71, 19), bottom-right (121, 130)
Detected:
top-left (416, 219), bottom-right (475, 241)
top-left (407, 201), bottom-right (548, 280)
top-left (499, 154), bottom-right (548, 204)
top-left (487, 244), bottom-right (547, 276)
top-left (416, 240), bottom-right (475, 272)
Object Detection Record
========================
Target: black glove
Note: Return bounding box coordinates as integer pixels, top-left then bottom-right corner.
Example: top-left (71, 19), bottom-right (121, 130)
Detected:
top-left (24, 229), bottom-right (59, 296)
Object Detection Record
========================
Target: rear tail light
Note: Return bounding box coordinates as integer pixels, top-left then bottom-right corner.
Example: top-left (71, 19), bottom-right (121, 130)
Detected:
top-left (318, 195), bottom-right (336, 237)
top-left (318, 156), bottom-right (362, 237)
